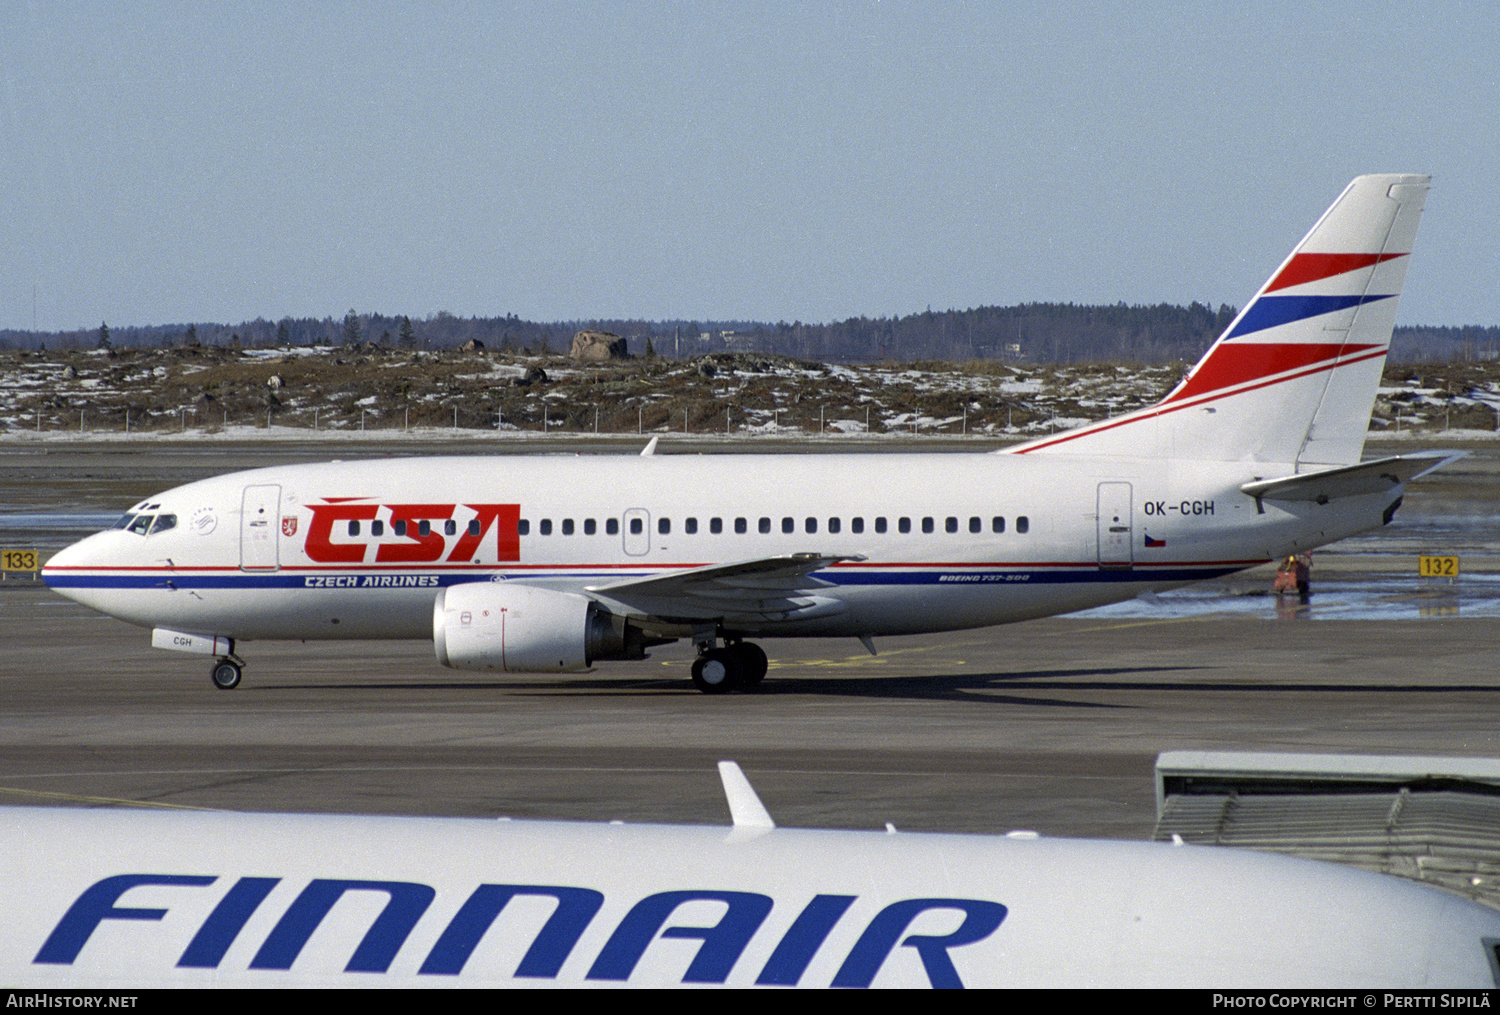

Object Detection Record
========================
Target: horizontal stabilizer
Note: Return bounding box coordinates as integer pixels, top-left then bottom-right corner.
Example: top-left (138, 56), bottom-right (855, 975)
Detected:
top-left (1239, 451), bottom-right (1463, 503)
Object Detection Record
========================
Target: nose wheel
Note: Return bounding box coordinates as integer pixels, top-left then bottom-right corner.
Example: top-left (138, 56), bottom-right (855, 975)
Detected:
top-left (210, 656), bottom-right (244, 690)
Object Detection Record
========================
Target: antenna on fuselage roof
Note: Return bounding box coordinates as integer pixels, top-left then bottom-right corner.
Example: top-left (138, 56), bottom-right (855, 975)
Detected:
top-left (641, 436), bottom-right (659, 456)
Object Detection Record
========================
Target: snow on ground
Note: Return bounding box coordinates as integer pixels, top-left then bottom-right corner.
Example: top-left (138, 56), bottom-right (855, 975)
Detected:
top-left (3, 346), bottom-right (1497, 442)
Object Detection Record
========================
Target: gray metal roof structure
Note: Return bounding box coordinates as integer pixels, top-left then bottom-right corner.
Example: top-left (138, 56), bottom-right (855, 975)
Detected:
top-left (1154, 751), bottom-right (1500, 910)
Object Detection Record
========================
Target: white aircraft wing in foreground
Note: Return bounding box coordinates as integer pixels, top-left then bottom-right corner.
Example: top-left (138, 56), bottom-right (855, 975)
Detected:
top-left (6, 764), bottom-right (1500, 988)
top-left (43, 175), bottom-right (1453, 692)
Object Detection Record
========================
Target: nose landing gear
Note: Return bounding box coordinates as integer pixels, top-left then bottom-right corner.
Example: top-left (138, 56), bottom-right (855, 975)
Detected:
top-left (210, 654), bottom-right (245, 690)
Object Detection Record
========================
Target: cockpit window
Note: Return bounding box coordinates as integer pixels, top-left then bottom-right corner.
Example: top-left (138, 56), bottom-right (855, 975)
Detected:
top-left (120, 512), bottom-right (177, 536)
top-left (113, 513), bottom-right (136, 530)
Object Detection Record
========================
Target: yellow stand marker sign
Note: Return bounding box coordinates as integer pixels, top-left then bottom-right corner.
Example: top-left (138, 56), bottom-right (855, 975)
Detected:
top-left (1418, 555), bottom-right (1459, 579)
top-left (2, 549), bottom-right (39, 573)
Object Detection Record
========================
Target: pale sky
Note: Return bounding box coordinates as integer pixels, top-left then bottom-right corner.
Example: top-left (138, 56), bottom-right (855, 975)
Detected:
top-left (3, 1), bottom-right (1497, 333)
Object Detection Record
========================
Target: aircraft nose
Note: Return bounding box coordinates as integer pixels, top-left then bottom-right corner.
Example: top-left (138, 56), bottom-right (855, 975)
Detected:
top-left (41, 531), bottom-right (110, 593)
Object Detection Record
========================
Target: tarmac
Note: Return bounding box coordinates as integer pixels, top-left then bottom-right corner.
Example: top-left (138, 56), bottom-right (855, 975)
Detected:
top-left (1, 438), bottom-right (1497, 842)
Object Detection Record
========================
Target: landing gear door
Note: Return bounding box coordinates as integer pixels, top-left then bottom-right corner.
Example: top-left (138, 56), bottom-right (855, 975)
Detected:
top-left (1097, 482), bottom-right (1133, 570)
top-left (241, 484), bottom-right (281, 572)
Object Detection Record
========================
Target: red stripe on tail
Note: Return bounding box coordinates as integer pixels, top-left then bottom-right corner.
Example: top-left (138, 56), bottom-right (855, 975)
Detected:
top-left (1264, 252), bottom-right (1405, 293)
top-left (1166, 342), bottom-right (1382, 403)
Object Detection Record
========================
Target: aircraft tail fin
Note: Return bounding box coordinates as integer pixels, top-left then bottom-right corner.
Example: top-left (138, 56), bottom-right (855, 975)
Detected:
top-left (1009, 175), bottom-right (1430, 465)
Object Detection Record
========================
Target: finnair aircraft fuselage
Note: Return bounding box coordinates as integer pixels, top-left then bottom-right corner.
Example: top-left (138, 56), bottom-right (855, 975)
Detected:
top-left (9, 796), bottom-right (1500, 988)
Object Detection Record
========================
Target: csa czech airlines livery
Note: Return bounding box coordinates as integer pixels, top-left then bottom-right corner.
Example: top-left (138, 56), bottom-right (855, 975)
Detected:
top-left (7, 763), bottom-right (1500, 988)
top-left (43, 175), bottom-right (1454, 692)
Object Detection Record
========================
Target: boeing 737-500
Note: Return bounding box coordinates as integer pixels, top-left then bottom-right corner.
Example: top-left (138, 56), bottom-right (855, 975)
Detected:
top-left (42, 174), bottom-right (1455, 692)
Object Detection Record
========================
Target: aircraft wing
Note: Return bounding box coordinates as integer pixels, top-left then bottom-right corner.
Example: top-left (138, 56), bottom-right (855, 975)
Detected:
top-left (1240, 451), bottom-right (1463, 504)
top-left (585, 552), bottom-right (863, 624)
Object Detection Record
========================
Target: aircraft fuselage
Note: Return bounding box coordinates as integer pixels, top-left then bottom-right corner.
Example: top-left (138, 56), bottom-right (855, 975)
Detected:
top-left (44, 451), bottom-right (1393, 644)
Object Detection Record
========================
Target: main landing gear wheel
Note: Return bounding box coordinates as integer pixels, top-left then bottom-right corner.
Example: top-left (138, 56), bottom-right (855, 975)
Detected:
top-left (689, 641), bottom-right (768, 693)
top-left (210, 658), bottom-right (243, 690)
top-left (729, 642), bottom-right (768, 689)
top-left (691, 648), bottom-right (742, 694)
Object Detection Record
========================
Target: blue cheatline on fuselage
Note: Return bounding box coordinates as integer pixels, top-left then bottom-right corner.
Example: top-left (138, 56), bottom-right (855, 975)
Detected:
top-left (43, 564), bottom-right (1249, 590)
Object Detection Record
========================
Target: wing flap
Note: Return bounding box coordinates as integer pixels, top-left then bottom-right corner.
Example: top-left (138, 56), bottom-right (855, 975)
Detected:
top-left (585, 553), bottom-right (861, 624)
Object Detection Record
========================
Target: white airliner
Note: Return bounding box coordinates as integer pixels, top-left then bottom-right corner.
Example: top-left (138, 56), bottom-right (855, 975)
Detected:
top-left (43, 174), bottom-right (1455, 692)
top-left (7, 763), bottom-right (1500, 988)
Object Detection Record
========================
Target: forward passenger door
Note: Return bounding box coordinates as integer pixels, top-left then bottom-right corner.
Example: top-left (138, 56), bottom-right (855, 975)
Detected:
top-left (240, 484), bottom-right (281, 572)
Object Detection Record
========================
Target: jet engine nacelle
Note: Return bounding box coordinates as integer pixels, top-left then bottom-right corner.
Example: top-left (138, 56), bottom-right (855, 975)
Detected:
top-left (433, 582), bottom-right (634, 672)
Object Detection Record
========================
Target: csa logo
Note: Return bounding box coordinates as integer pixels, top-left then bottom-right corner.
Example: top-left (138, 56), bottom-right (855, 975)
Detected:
top-left (282, 516), bottom-right (299, 537)
top-left (304, 500), bottom-right (521, 563)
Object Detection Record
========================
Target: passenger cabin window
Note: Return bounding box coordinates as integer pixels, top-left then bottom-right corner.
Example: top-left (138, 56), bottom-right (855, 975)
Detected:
top-left (851, 517), bottom-right (864, 534)
top-left (685, 518), bottom-right (698, 534)
top-left (562, 519), bottom-right (575, 535)
top-left (992, 517), bottom-right (1005, 533)
top-left (347, 520), bottom-right (361, 536)
top-left (759, 518), bottom-right (771, 534)
top-left (658, 518), bottom-right (670, 535)
top-left (874, 517), bottom-right (887, 534)
top-left (606, 518), bottom-right (619, 536)
top-left (898, 517), bottom-right (911, 534)
top-left (828, 517), bottom-right (841, 534)
top-left (468, 519), bottom-right (481, 536)
top-left (734, 518), bottom-right (747, 534)
top-left (781, 517), bottom-right (794, 534)
top-left (1017, 516), bottom-right (1030, 533)
top-left (629, 518), bottom-right (643, 535)
top-left (371, 520), bottom-right (385, 536)
top-left (445, 519), bottom-right (457, 536)
top-left (921, 517), bottom-right (934, 534)
top-left (518, 519), bottom-right (530, 536)
top-left (969, 517), bottom-right (981, 534)
top-left (710, 518), bottom-right (723, 534)
top-left (418, 520), bottom-right (432, 537)
top-left (539, 519), bottom-right (552, 536)
top-left (584, 519), bottom-right (597, 535)
top-left (946, 517), bottom-right (958, 534)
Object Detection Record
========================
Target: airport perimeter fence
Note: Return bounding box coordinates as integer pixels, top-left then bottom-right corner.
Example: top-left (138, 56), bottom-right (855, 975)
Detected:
top-left (11, 401), bottom-right (1041, 439)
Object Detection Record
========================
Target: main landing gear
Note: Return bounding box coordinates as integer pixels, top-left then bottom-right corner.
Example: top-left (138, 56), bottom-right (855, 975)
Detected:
top-left (690, 640), bottom-right (769, 694)
top-left (210, 654), bottom-right (246, 690)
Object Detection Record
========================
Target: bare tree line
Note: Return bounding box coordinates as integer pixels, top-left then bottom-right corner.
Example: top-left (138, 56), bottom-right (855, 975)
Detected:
top-left (3, 303), bottom-right (1495, 365)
